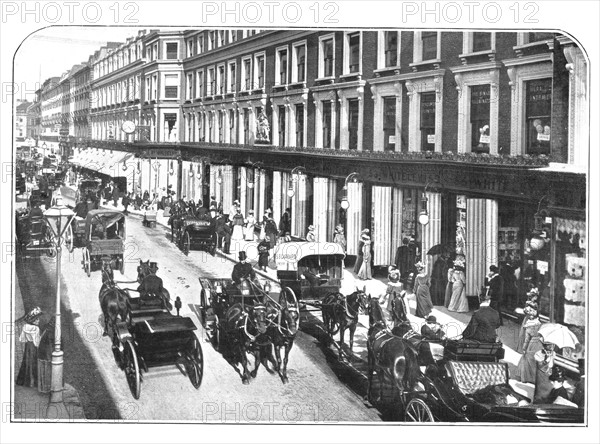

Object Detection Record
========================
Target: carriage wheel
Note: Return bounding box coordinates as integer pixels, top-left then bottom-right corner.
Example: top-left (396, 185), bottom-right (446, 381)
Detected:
top-left (123, 339), bottom-right (141, 400)
top-left (404, 398), bottom-right (434, 422)
top-left (82, 248), bottom-right (91, 277)
top-left (45, 231), bottom-right (56, 258)
top-left (64, 223), bottom-right (74, 253)
top-left (183, 232), bottom-right (190, 256)
top-left (186, 335), bottom-right (204, 389)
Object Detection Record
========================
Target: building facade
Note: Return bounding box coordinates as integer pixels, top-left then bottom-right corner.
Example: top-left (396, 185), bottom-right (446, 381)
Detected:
top-left (40, 29), bottom-right (588, 371)
top-left (15, 100), bottom-right (31, 142)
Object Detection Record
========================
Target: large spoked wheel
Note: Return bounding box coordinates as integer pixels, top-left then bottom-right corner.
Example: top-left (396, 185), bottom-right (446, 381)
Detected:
top-left (404, 398), bottom-right (434, 422)
top-left (186, 335), bottom-right (204, 389)
top-left (183, 231), bottom-right (190, 256)
top-left (123, 339), bottom-right (141, 400)
top-left (111, 333), bottom-right (125, 370)
top-left (64, 223), bottom-right (74, 253)
top-left (82, 248), bottom-right (91, 277)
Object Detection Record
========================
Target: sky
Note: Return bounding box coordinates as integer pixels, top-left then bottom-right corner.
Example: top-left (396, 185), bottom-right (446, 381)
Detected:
top-left (14, 26), bottom-right (150, 102)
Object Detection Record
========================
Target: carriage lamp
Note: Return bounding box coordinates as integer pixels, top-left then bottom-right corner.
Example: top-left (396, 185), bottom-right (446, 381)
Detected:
top-left (110, 149), bottom-right (114, 157)
top-left (122, 162), bottom-right (128, 172)
top-left (136, 160), bottom-right (141, 174)
top-left (287, 181), bottom-right (295, 198)
top-left (43, 196), bottom-right (76, 408)
top-left (529, 197), bottom-right (550, 251)
top-left (264, 281), bottom-right (271, 293)
top-left (215, 282), bottom-right (222, 294)
top-left (216, 169), bottom-right (223, 184)
top-left (288, 166), bottom-right (306, 198)
top-left (196, 164), bottom-right (202, 180)
top-left (241, 280), bottom-right (251, 296)
top-left (418, 193), bottom-right (430, 226)
top-left (188, 168), bottom-right (194, 178)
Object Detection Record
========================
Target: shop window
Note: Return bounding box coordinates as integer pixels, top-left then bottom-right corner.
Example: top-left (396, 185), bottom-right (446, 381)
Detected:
top-left (384, 31), bottom-right (398, 67)
top-left (164, 113), bottom-right (177, 141)
top-left (322, 101), bottom-right (332, 148)
top-left (166, 43), bottom-right (178, 60)
top-left (196, 70), bottom-right (204, 98)
top-left (420, 92), bottom-right (436, 151)
top-left (383, 96), bottom-right (396, 151)
top-left (207, 68), bottom-right (215, 95)
top-left (186, 73), bottom-right (194, 100)
top-left (348, 98), bottom-right (359, 150)
top-left (296, 104), bottom-right (304, 147)
top-left (242, 57), bottom-right (251, 91)
top-left (228, 62), bottom-right (236, 93)
top-left (472, 32), bottom-right (492, 52)
top-left (421, 31), bottom-right (438, 61)
top-left (217, 65), bottom-right (225, 94)
top-left (470, 84), bottom-right (491, 153)
top-left (254, 54), bottom-right (265, 89)
top-left (278, 105), bottom-right (286, 147)
top-left (277, 48), bottom-right (288, 85)
top-left (525, 78), bottom-right (552, 155)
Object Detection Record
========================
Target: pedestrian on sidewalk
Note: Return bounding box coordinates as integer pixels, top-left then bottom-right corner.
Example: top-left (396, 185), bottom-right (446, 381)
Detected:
top-left (430, 254), bottom-right (449, 306)
top-left (448, 259), bottom-right (469, 313)
top-left (216, 211), bottom-right (232, 254)
top-left (380, 265), bottom-right (402, 306)
top-left (244, 210), bottom-right (256, 241)
top-left (257, 235), bottom-right (270, 272)
top-left (122, 192), bottom-right (131, 215)
top-left (485, 265), bottom-right (505, 325)
top-left (231, 207), bottom-right (245, 241)
top-left (279, 207), bottom-right (291, 235)
top-left (16, 307), bottom-right (42, 388)
top-left (112, 184), bottom-right (120, 207)
top-left (413, 261), bottom-right (433, 318)
top-left (357, 233), bottom-right (372, 280)
top-left (264, 213), bottom-right (278, 248)
top-left (333, 224), bottom-right (346, 252)
top-left (353, 229), bottom-right (368, 274)
top-left (513, 299), bottom-right (542, 384)
top-left (444, 260), bottom-right (455, 308)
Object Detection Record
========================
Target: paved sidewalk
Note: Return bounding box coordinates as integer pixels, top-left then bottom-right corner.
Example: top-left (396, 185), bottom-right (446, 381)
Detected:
top-left (105, 200), bottom-right (534, 400)
top-left (13, 271), bottom-right (85, 421)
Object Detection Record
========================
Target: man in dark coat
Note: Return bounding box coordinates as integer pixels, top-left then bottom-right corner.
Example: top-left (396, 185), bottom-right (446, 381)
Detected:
top-left (264, 214), bottom-right (278, 249)
top-left (485, 265), bottom-right (505, 325)
top-left (462, 294), bottom-right (501, 343)
top-left (430, 254), bottom-right (449, 306)
top-left (279, 208), bottom-right (291, 234)
top-left (215, 211), bottom-right (232, 254)
top-left (232, 251), bottom-right (256, 285)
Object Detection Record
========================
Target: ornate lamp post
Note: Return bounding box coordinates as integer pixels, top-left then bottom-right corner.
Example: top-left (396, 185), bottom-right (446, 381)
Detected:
top-left (43, 193), bottom-right (75, 408)
top-left (287, 166), bottom-right (306, 198)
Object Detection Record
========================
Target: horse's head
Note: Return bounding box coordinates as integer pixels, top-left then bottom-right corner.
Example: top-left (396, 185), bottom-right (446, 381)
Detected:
top-left (390, 292), bottom-right (408, 323)
top-left (101, 260), bottom-right (115, 285)
top-left (282, 301), bottom-right (300, 335)
top-left (137, 259), bottom-right (158, 283)
top-left (250, 303), bottom-right (268, 335)
top-left (366, 295), bottom-right (385, 328)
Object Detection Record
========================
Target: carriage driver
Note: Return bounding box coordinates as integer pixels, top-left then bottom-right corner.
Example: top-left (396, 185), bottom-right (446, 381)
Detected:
top-left (232, 251), bottom-right (258, 286)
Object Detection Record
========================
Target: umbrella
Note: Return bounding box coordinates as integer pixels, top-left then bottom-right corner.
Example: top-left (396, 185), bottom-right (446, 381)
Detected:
top-left (426, 243), bottom-right (455, 256)
top-left (538, 323), bottom-right (580, 349)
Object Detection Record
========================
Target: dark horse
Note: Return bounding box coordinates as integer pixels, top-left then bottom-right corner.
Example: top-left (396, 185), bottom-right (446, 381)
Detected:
top-left (321, 287), bottom-right (368, 359)
top-left (223, 301), bottom-right (268, 384)
top-left (389, 291), bottom-right (409, 328)
top-left (136, 260), bottom-right (172, 310)
top-left (98, 261), bottom-right (130, 337)
top-left (366, 296), bottom-right (420, 403)
top-left (266, 290), bottom-right (300, 384)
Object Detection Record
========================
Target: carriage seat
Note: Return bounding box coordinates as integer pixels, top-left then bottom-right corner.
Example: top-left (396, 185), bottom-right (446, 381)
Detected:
top-left (445, 361), bottom-right (509, 396)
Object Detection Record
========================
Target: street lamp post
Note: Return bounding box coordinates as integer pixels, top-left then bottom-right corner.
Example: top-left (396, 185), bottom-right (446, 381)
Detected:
top-left (287, 166), bottom-right (306, 198)
top-left (340, 172), bottom-right (360, 210)
top-left (43, 193), bottom-right (75, 408)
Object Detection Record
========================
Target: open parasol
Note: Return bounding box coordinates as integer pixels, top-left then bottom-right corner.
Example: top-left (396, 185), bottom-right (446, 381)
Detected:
top-left (538, 323), bottom-right (580, 349)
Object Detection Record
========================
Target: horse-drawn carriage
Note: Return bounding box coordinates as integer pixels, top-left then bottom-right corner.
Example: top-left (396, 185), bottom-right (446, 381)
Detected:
top-left (198, 277), bottom-right (299, 384)
top-left (365, 298), bottom-right (584, 423)
top-left (15, 208), bottom-right (62, 257)
top-left (171, 213), bottom-right (217, 256)
top-left (100, 265), bottom-right (203, 399)
top-left (74, 209), bottom-right (126, 276)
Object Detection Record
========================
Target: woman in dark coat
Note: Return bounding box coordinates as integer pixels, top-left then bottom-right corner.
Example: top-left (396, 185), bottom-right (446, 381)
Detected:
top-left (353, 229), bottom-right (369, 274)
top-left (430, 254), bottom-right (449, 306)
top-left (257, 235), bottom-right (271, 272)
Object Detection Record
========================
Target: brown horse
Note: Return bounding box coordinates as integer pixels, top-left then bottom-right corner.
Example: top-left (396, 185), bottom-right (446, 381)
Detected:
top-left (321, 288), bottom-right (368, 359)
top-left (99, 262), bottom-right (130, 337)
top-left (136, 260), bottom-right (172, 310)
top-left (366, 296), bottom-right (420, 403)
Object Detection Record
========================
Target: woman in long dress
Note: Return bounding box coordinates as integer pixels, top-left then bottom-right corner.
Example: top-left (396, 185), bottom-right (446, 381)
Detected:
top-left (231, 208), bottom-right (245, 241)
top-left (448, 266), bottom-right (469, 313)
top-left (513, 305), bottom-right (543, 384)
top-left (353, 229), bottom-right (368, 274)
top-left (357, 235), bottom-right (372, 280)
top-left (413, 263), bottom-right (433, 318)
top-left (444, 264), bottom-right (454, 307)
top-left (16, 307), bottom-right (42, 388)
